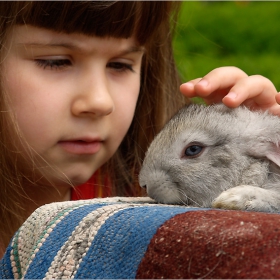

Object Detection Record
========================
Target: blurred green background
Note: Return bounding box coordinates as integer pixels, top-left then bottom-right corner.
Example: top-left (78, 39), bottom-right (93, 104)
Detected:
top-left (173, 1), bottom-right (280, 91)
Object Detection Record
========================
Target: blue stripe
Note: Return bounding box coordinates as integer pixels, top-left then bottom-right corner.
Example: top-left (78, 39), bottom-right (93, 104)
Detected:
top-left (25, 203), bottom-right (107, 279)
top-left (75, 205), bottom-right (197, 279)
top-left (0, 242), bottom-right (14, 279)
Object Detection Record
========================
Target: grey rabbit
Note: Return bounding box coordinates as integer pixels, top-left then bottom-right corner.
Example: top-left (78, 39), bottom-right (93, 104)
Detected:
top-left (139, 103), bottom-right (280, 212)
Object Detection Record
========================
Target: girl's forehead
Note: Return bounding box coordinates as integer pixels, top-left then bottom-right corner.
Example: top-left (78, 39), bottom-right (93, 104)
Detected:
top-left (11, 25), bottom-right (137, 43)
top-left (8, 25), bottom-right (145, 56)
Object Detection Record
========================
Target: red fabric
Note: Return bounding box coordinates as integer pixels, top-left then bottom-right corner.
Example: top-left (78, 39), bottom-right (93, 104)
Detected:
top-left (71, 179), bottom-right (95, 200)
top-left (136, 210), bottom-right (280, 279)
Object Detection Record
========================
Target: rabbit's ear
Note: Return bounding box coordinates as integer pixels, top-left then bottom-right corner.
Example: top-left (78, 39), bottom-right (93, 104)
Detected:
top-left (244, 111), bottom-right (280, 167)
top-left (265, 144), bottom-right (280, 167)
top-left (249, 140), bottom-right (280, 167)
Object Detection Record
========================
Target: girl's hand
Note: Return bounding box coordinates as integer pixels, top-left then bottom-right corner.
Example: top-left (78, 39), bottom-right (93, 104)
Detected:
top-left (180, 66), bottom-right (280, 116)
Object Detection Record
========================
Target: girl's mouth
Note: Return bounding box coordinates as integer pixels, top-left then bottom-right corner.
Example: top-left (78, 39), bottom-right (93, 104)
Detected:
top-left (58, 140), bottom-right (102, 155)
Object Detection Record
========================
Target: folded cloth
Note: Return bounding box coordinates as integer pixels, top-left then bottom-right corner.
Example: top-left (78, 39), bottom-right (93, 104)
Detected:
top-left (1, 197), bottom-right (280, 279)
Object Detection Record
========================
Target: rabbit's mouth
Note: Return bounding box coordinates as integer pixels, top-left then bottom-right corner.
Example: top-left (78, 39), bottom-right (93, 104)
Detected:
top-left (147, 184), bottom-right (184, 205)
top-left (139, 170), bottom-right (184, 204)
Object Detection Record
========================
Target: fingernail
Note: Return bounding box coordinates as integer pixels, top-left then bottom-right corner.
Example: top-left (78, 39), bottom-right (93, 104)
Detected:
top-left (180, 82), bottom-right (194, 90)
top-left (226, 92), bottom-right (237, 99)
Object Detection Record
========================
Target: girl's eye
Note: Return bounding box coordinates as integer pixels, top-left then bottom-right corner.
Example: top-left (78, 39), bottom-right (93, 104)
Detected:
top-left (35, 59), bottom-right (72, 70)
top-left (107, 62), bottom-right (134, 73)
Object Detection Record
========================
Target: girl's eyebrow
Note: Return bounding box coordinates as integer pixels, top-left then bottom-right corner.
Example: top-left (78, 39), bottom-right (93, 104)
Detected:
top-left (120, 46), bottom-right (146, 55)
top-left (19, 42), bottom-right (145, 55)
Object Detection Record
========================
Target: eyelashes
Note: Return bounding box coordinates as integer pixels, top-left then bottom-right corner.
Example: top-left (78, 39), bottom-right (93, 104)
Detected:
top-left (35, 59), bottom-right (71, 70)
top-left (107, 62), bottom-right (135, 73)
top-left (35, 59), bottom-right (135, 73)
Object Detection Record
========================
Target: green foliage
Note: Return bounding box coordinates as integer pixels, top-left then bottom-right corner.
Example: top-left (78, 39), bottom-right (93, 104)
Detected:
top-left (173, 1), bottom-right (280, 90)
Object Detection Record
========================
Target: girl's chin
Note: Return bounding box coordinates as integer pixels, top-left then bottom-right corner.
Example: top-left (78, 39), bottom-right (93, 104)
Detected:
top-left (44, 172), bottom-right (94, 188)
top-left (37, 162), bottom-right (102, 188)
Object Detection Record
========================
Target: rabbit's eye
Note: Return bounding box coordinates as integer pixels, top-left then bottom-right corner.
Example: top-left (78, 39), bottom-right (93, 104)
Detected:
top-left (185, 145), bottom-right (204, 157)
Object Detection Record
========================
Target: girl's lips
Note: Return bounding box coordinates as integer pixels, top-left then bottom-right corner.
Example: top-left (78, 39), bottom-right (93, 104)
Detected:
top-left (58, 140), bottom-right (102, 155)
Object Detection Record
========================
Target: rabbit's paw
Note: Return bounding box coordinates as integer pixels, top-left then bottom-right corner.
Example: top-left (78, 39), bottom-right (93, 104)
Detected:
top-left (212, 185), bottom-right (279, 212)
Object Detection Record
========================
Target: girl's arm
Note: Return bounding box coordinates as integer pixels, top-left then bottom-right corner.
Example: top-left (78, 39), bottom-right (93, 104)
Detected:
top-left (180, 66), bottom-right (280, 115)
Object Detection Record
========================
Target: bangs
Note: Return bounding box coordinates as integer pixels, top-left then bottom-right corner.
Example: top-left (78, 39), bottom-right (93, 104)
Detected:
top-left (8, 1), bottom-right (175, 45)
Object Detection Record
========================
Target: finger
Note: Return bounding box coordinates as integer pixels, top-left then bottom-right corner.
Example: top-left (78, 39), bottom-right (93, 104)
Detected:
top-left (276, 92), bottom-right (280, 105)
top-left (180, 78), bottom-right (202, 98)
top-left (222, 75), bottom-right (278, 109)
top-left (262, 103), bottom-right (280, 116)
top-left (194, 66), bottom-right (248, 96)
top-left (269, 93), bottom-right (280, 116)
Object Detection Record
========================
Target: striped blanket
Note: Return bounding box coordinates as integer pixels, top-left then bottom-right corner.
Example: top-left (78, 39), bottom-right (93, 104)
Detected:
top-left (1, 197), bottom-right (280, 279)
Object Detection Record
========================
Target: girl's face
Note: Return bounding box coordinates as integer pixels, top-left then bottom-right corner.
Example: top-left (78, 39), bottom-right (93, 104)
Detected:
top-left (2, 25), bottom-right (144, 187)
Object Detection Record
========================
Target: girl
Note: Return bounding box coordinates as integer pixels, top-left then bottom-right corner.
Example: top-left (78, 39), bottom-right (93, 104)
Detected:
top-left (0, 1), bottom-right (186, 255)
top-left (0, 1), bottom-right (279, 257)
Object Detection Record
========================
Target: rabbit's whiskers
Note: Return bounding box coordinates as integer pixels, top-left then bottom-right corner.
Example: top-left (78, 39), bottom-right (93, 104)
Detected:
top-left (177, 188), bottom-right (203, 208)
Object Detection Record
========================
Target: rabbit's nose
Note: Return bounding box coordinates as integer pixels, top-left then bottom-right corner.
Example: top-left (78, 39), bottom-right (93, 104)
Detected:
top-left (141, 185), bottom-right (147, 189)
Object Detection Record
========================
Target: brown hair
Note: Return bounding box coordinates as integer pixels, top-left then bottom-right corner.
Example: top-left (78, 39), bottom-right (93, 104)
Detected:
top-left (0, 1), bottom-right (188, 247)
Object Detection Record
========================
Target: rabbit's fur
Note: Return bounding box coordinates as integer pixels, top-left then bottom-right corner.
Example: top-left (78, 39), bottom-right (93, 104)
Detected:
top-left (139, 103), bottom-right (280, 212)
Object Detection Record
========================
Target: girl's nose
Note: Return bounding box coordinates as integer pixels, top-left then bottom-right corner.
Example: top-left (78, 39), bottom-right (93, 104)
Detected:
top-left (71, 71), bottom-right (114, 118)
